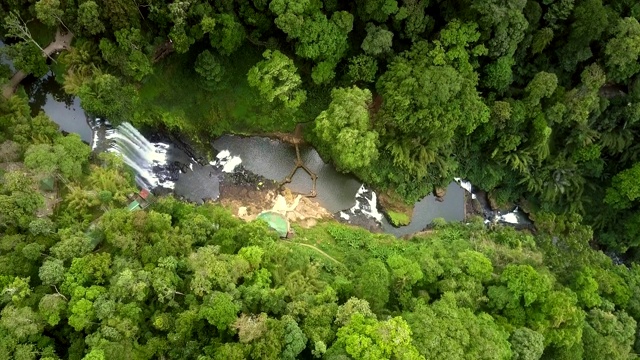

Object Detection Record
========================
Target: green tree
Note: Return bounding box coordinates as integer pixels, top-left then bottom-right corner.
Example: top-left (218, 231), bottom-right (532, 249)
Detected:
top-left (354, 259), bottom-right (389, 314)
top-left (201, 14), bottom-right (246, 55)
top-left (376, 21), bottom-right (489, 180)
top-left (393, 0), bottom-right (430, 41)
top-left (582, 309), bottom-right (636, 360)
top-left (195, 50), bottom-right (225, 91)
top-left (386, 254), bottom-right (423, 308)
top-left (558, 0), bottom-right (610, 72)
top-left (270, 0), bottom-right (353, 84)
top-left (346, 55), bottom-right (378, 83)
top-left (38, 294), bottom-right (67, 326)
top-left (0, 305), bottom-right (43, 342)
top-left (77, 1), bottom-right (105, 35)
top-left (605, 18), bottom-right (640, 83)
top-left (472, 0), bottom-right (528, 58)
top-left (77, 73), bottom-right (137, 123)
top-left (314, 86), bottom-right (379, 172)
top-left (356, 0), bottom-right (398, 22)
top-left (5, 42), bottom-right (48, 77)
top-left (199, 291), bottom-right (239, 332)
top-left (24, 134), bottom-right (90, 181)
top-left (0, 171), bottom-right (44, 230)
top-left (247, 50), bottom-right (306, 109)
top-left (335, 297), bottom-right (375, 326)
top-left (510, 327), bottom-right (544, 360)
top-left (404, 294), bottom-right (512, 360)
top-left (35, 0), bottom-right (67, 29)
top-left (3, 11), bottom-right (49, 58)
top-left (281, 315), bottom-right (307, 360)
top-left (99, 28), bottom-right (153, 81)
top-left (361, 23), bottom-right (394, 56)
top-left (39, 259), bottom-right (65, 286)
top-left (484, 56), bottom-right (514, 92)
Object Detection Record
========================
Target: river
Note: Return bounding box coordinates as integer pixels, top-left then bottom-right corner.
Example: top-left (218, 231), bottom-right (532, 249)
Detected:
top-left (4, 44), bottom-right (530, 237)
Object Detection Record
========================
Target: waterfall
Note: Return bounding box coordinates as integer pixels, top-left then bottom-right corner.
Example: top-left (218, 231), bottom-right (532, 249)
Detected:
top-left (105, 122), bottom-right (175, 189)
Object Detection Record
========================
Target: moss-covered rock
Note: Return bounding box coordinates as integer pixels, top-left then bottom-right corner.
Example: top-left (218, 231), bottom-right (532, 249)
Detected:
top-left (386, 210), bottom-right (411, 226)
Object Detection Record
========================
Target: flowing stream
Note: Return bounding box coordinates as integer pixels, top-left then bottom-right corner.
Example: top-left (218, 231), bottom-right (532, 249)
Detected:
top-left (7, 48), bottom-right (530, 237)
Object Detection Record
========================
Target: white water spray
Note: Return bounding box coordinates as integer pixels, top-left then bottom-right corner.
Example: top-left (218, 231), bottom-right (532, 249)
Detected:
top-left (454, 177), bottom-right (476, 199)
top-left (105, 122), bottom-right (175, 189)
top-left (210, 149), bottom-right (242, 173)
top-left (342, 185), bottom-right (383, 223)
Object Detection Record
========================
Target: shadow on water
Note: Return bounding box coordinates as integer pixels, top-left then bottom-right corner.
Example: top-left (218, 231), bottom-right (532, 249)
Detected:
top-left (22, 73), bottom-right (93, 144)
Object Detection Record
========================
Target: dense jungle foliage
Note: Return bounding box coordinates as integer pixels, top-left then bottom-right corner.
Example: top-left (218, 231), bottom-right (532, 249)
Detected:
top-left (3, 1), bottom-right (640, 358)
top-left (3, 0), bottom-right (640, 255)
top-left (2, 100), bottom-right (640, 360)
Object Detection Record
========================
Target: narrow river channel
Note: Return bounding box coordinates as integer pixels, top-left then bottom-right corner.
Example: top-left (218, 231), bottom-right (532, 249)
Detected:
top-left (4, 42), bottom-right (530, 237)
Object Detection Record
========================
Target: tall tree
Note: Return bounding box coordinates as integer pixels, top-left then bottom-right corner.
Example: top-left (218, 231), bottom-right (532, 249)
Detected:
top-left (361, 23), bottom-right (394, 56)
top-left (270, 0), bottom-right (353, 84)
top-left (314, 86), bottom-right (379, 172)
top-left (35, 0), bottom-right (68, 30)
top-left (99, 28), bottom-right (152, 81)
top-left (77, 1), bottom-right (105, 35)
top-left (247, 50), bottom-right (306, 109)
top-left (605, 17), bottom-right (640, 83)
top-left (376, 20), bottom-right (489, 180)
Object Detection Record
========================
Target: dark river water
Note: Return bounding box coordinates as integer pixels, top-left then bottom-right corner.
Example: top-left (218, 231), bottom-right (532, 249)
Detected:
top-left (212, 136), bottom-right (364, 212)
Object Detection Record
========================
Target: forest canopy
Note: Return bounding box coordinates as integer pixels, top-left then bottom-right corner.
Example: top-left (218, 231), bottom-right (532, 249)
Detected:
top-left (3, 1), bottom-right (640, 358)
top-left (1, 100), bottom-right (640, 359)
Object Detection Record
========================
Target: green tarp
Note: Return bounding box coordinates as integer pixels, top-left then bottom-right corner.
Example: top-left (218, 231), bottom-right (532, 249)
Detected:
top-left (257, 211), bottom-right (289, 238)
top-left (127, 200), bottom-right (141, 212)
top-left (39, 176), bottom-right (55, 191)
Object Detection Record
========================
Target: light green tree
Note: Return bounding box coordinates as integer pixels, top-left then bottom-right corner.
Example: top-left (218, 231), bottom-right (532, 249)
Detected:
top-left (605, 162), bottom-right (640, 209)
top-left (407, 295), bottom-right (512, 359)
top-left (314, 86), bottom-right (379, 172)
top-left (332, 313), bottom-right (424, 359)
top-left (247, 50), bottom-right (306, 109)
top-left (35, 0), bottom-right (68, 29)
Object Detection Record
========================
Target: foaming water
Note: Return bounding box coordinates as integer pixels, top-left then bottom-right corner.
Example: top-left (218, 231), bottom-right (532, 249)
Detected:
top-left (105, 122), bottom-right (175, 189)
